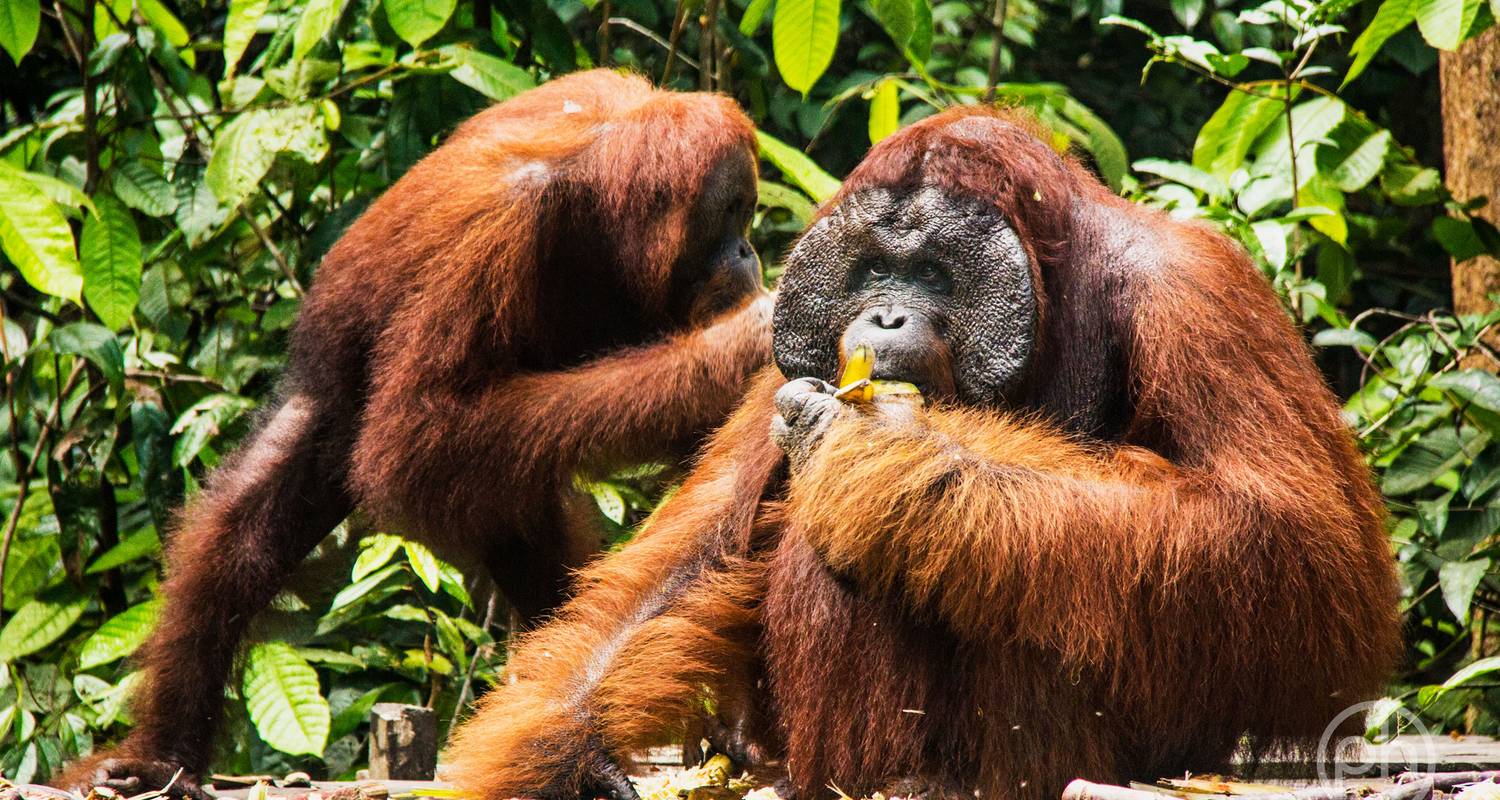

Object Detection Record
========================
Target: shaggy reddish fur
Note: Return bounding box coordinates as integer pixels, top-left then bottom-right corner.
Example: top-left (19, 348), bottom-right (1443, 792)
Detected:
top-left (449, 107), bottom-right (1400, 800)
top-left (53, 69), bottom-right (772, 792)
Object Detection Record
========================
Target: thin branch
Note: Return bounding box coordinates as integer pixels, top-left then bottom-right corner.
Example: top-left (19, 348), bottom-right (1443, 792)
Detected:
top-left (610, 18), bottom-right (700, 72)
top-left (661, 0), bottom-right (691, 84)
top-left (598, 0), bottom-right (612, 64)
top-left (698, 0), bottom-right (721, 90)
top-left (448, 589), bottom-right (499, 734)
top-left (982, 0), bottom-right (1009, 103)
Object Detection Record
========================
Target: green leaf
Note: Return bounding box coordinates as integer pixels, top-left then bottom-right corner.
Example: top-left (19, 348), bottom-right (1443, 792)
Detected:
top-left (868, 79), bottom-right (899, 145)
top-left (18, 171), bottom-right (94, 216)
top-left (757, 131), bottom-right (840, 203)
top-left (1432, 369), bottom-right (1500, 413)
top-left (1171, 0), bottom-right (1203, 28)
top-left (0, 163), bottom-right (82, 303)
top-left (4, 536), bottom-right (61, 609)
top-left (1382, 426), bottom-right (1482, 495)
top-left (328, 563), bottom-right (404, 613)
top-left (86, 528), bottom-right (161, 574)
top-left (403, 540), bottom-right (443, 593)
top-left (1414, 0), bottom-right (1483, 49)
top-left (741, 0), bottom-right (773, 34)
top-left (870, 0), bottom-right (913, 50)
top-left (1318, 125), bottom-right (1391, 193)
top-left (81, 193), bottom-right (143, 331)
top-left (293, 0), bottom-right (343, 61)
top-left (0, 0), bottom-right (39, 64)
top-left (759, 180), bottom-right (818, 225)
top-left (1192, 89), bottom-right (1284, 180)
top-left (242, 642), bottom-right (330, 757)
top-left (588, 482), bottom-right (627, 525)
top-left (437, 561), bottom-right (472, 607)
top-left (1434, 216), bottom-right (1489, 261)
top-left (1443, 655), bottom-right (1500, 689)
top-left (77, 599), bottom-right (163, 669)
top-left (206, 111), bottom-right (275, 208)
top-left (1298, 176), bottom-right (1348, 245)
top-left (1381, 162), bottom-right (1443, 206)
top-left (352, 534), bottom-right (404, 582)
top-left (773, 0), bottom-right (840, 95)
top-left (0, 591), bottom-right (88, 661)
top-left (1133, 158), bottom-right (1227, 199)
top-left (1344, 0), bottom-right (1417, 86)
top-left (441, 45), bottom-right (536, 100)
top-left (1312, 328), bottom-right (1378, 349)
top-left (384, 0), bottom-right (456, 47)
top-left (50, 323), bottom-right (124, 387)
top-left (223, 0), bottom-right (270, 78)
top-left (111, 160), bottom-right (178, 218)
top-left (1440, 558), bottom-right (1491, 624)
top-left (169, 393), bottom-right (257, 467)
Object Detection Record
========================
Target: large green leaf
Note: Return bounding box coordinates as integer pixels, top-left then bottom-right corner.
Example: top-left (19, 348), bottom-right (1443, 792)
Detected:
top-left (741, 0), bottom-right (773, 34)
top-left (81, 193), bottom-right (143, 331)
top-left (294, 0), bottom-right (343, 61)
top-left (223, 0), bottom-right (270, 78)
top-left (1344, 0), bottom-right (1417, 86)
top-left (50, 322), bottom-right (125, 386)
top-left (0, 163), bottom-right (82, 303)
top-left (1439, 558), bottom-right (1491, 624)
top-left (0, 592), bottom-right (88, 661)
top-left (0, 0), bottom-right (40, 64)
top-left (1317, 124), bottom-right (1391, 193)
top-left (206, 107), bottom-right (326, 208)
top-left (352, 534), bottom-right (404, 582)
top-left (206, 110), bottom-right (276, 208)
top-left (1191, 89), bottom-right (1284, 181)
top-left (867, 79), bottom-right (899, 145)
top-left (441, 45), bottom-right (535, 100)
top-left (242, 642), bottom-right (331, 757)
top-left (1381, 426), bottom-right (1482, 495)
top-left (757, 131), bottom-right (841, 203)
top-left (77, 598), bottom-right (163, 669)
top-left (113, 160), bottom-right (179, 219)
top-left (86, 528), bottom-right (162, 574)
top-left (384, 0), bottom-right (456, 47)
top-left (1414, 0), bottom-right (1483, 50)
top-left (773, 0), bottom-right (840, 95)
top-left (403, 540), bottom-right (443, 593)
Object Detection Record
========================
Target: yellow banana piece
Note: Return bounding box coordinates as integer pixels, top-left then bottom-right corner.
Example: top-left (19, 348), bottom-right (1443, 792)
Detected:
top-left (833, 344), bottom-right (923, 405)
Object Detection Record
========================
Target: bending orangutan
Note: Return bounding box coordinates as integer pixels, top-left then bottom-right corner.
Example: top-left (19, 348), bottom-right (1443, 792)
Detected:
top-left (446, 107), bottom-right (1402, 800)
top-left (54, 69), bottom-right (772, 797)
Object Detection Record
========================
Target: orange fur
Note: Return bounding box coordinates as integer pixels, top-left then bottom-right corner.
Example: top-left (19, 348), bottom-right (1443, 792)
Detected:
top-left (448, 107), bottom-right (1400, 800)
top-left (53, 70), bottom-right (773, 794)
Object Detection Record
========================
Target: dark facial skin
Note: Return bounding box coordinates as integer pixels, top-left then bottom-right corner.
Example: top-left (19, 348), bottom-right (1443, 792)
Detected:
top-left (674, 151), bottom-right (763, 325)
top-left (771, 186), bottom-right (1037, 463)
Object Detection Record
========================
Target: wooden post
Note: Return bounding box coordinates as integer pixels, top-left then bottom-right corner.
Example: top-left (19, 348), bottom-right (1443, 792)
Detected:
top-left (368, 703), bottom-right (438, 780)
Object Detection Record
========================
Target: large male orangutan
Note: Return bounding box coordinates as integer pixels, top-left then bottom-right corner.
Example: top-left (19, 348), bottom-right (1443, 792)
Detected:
top-left (55, 70), bottom-right (772, 797)
top-left (447, 108), bottom-right (1402, 800)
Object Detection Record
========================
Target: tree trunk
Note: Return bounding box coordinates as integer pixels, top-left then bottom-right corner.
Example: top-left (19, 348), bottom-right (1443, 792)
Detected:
top-left (1441, 26), bottom-right (1500, 367)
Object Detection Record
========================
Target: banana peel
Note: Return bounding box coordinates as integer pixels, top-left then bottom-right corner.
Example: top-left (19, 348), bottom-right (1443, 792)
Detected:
top-left (634, 755), bottom-right (753, 800)
top-left (834, 344), bottom-right (923, 405)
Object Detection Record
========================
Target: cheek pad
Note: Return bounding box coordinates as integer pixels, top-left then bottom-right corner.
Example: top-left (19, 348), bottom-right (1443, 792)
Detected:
top-left (773, 187), bottom-right (1037, 405)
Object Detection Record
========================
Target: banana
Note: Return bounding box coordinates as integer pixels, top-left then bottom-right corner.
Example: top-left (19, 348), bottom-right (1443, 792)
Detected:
top-left (833, 343), bottom-right (923, 406)
top-left (834, 343), bottom-right (877, 402)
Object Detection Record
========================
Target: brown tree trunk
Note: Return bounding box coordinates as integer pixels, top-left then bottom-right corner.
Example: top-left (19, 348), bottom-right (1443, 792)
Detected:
top-left (1441, 26), bottom-right (1500, 365)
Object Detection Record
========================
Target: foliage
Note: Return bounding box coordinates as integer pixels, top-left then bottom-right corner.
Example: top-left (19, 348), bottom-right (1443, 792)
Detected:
top-left (0, 0), bottom-right (1498, 781)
